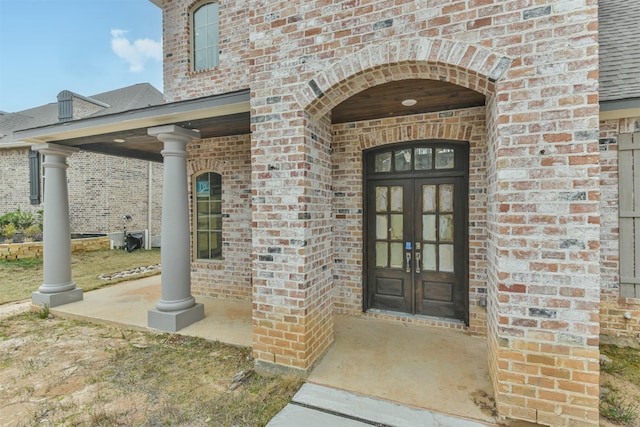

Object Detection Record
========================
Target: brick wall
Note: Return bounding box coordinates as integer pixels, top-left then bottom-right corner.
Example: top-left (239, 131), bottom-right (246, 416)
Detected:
top-left (68, 152), bottom-right (163, 236)
top-left (187, 134), bottom-right (252, 300)
top-left (0, 147), bottom-right (35, 215)
top-left (600, 117), bottom-right (640, 341)
top-left (0, 148), bottom-right (163, 237)
top-left (162, 0), bottom-right (251, 102)
top-left (164, 0), bottom-right (601, 424)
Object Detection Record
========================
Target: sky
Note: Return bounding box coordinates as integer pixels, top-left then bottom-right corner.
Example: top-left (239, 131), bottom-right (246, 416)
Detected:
top-left (0, 0), bottom-right (163, 113)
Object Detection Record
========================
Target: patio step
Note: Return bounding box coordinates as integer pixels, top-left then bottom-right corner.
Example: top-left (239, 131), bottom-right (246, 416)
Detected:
top-left (267, 383), bottom-right (496, 427)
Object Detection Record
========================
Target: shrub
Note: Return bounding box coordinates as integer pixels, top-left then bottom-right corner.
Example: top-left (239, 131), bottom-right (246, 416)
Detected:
top-left (2, 223), bottom-right (17, 239)
top-left (0, 208), bottom-right (39, 231)
top-left (24, 225), bottom-right (41, 240)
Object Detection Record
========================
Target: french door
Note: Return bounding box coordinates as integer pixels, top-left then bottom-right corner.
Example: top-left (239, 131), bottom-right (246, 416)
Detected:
top-left (365, 142), bottom-right (469, 323)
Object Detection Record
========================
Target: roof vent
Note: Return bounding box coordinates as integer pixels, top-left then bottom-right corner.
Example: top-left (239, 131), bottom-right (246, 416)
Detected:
top-left (57, 90), bottom-right (73, 122)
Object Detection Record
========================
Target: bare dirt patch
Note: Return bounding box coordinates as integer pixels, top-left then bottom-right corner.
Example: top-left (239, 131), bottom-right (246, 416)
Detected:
top-left (0, 310), bottom-right (300, 426)
top-left (600, 344), bottom-right (640, 427)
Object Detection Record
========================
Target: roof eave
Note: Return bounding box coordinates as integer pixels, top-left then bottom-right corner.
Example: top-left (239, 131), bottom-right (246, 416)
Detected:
top-left (13, 90), bottom-right (250, 144)
top-left (600, 98), bottom-right (640, 121)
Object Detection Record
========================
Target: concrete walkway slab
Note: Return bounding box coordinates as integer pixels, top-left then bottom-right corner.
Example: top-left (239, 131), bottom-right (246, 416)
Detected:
top-left (49, 276), bottom-right (252, 347)
top-left (268, 384), bottom-right (495, 427)
top-left (47, 279), bottom-right (496, 426)
top-left (309, 315), bottom-right (496, 424)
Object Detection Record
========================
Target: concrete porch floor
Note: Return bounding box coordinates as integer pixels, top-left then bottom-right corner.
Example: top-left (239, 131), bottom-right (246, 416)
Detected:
top-left (49, 278), bottom-right (496, 425)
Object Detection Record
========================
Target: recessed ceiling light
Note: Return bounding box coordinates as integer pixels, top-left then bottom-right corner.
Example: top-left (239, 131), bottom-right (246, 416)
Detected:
top-left (113, 138), bottom-right (125, 143)
top-left (402, 99), bottom-right (417, 107)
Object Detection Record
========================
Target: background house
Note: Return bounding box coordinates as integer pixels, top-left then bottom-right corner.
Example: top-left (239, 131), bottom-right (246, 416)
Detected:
top-left (0, 83), bottom-right (164, 242)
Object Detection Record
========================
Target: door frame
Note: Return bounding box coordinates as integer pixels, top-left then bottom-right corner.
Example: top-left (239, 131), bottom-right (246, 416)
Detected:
top-left (362, 139), bottom-right (470, 324)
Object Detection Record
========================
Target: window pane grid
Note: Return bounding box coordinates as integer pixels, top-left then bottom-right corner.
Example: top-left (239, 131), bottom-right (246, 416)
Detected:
top-left (195, 172), bottom-right (222, 260)
top-left (193, 3), bottom-right (219, 71)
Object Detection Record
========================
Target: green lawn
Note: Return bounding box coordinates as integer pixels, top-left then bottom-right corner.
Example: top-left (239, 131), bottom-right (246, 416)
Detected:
top-left (0, 249), bottom-right (161, 305)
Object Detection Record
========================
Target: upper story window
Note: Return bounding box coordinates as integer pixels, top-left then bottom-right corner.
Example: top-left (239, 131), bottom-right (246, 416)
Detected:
top-left (193, 2), bottom-right (219, 71)
top-left (194, 172), bottom-right (222, 260)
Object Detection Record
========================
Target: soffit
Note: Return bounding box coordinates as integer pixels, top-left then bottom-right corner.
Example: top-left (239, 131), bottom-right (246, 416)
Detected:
top-left (14, 90), bottom-right (250, 162)
top-left (331, 79), bottom-right (485, 124)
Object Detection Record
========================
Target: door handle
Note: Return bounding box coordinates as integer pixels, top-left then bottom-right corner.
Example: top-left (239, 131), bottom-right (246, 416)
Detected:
top-left (405, 252), bottom-right (411, 273)
top-left (415, 251), bottom-right (421, 273)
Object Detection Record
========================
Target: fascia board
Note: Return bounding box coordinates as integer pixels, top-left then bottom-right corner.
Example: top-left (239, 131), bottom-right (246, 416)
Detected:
top-left (14, 90), bottom-right (250, 144)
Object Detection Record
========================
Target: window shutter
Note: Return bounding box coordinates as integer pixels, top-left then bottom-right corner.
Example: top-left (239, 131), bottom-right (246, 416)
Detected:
top-left (619, 132), bottom-right (640, 298)
top-left (28, 149), bottom-right (41, 205)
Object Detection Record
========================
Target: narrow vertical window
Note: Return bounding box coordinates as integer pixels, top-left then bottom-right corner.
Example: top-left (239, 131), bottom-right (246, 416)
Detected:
top-left (193, 2), bottom-right (219, 71)
top-left (28, 149), bottom-right (41, 205)
top-left (194, 172), bottom-right (222, 260)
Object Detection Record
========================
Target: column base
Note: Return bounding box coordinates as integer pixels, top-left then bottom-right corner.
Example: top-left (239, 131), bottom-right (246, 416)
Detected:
top-left (148, 303), bottom-right (204, 332)
top-left (32, 288), bottom-right (83, 308)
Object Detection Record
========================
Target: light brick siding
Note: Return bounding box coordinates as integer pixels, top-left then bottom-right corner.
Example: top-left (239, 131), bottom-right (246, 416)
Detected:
top-left (0, 147), bottom-right (34, 215)
top-left (187, 134), bottom-right (252, 300)
top-left (162, 0), bottom-right (251, 102)
top-left (0, 148), bottom-right (162, 237)
top-left (163, 0), bottom-right (601, 424)
top-left (67, 152), bottom-right (163, 236)
top-left (600, 117), bottom-right (640, 340)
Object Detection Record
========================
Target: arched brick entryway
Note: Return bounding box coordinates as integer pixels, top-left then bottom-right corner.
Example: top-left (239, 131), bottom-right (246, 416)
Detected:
top-left (251, 33), bottom-right (601, 426)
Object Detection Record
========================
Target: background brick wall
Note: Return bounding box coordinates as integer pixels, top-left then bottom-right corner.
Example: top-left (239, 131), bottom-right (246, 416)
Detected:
top-left (68, 152), bottom-right (163, 236)
top-left (0, 148), bottom-right (163, 238)
top-left (0, 147), bottom-right (34, 215)
top-left (187, 134), bottom-right (252, 300)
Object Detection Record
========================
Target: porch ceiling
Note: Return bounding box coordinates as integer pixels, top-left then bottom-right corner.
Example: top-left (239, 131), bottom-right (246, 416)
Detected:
top-left (331, 79), bottom-right (486, 124)
top-left (13, 90), bottom-right (251, 163)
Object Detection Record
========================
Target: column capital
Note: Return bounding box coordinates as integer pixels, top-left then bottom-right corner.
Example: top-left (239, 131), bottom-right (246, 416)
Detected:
top-left (31, 143), bottom-right (80, 157)
top-left (148, 125), bottom-right (201, 144)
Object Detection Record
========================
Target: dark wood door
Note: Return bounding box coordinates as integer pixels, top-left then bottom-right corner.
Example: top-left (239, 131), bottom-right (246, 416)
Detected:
top-left (365, 143), bottom-right (468, 323)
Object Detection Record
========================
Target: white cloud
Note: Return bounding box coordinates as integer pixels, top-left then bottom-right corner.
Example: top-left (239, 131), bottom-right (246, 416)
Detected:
top-left (110, 29), bottom-right (162, 72)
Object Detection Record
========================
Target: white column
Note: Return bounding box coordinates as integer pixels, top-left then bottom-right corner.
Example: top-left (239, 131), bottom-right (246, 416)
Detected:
top-left (31, 143), bottom-right (82, 307)
top-left (147, 125), bottom-right (204, 331)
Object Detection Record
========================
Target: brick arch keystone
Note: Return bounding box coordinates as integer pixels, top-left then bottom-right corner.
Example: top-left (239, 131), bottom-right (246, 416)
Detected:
top-left (297, 37), bottom-right (512, 119)
top-left (187, 158), bottom-right (226, 176)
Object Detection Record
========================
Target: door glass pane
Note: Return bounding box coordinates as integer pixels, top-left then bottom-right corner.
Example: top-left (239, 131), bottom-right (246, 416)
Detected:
top-left (394, 149), bottom-right (412, 171)
top-left (390, 242), bottom-right (403, 268)
top-left (440, 184), bottom-right (454, 211)
top-left (423, 244), bottom-right (437, 271)
top-left (435, 148), bottom-right (455, 169)
top-left (375, 152), bottom-right (391, 172)
top-left (440, 244), bottom-right (454, 272)
top-left (376, 215), bottom-right (388, 239)
top-left (390, 214), bottom-right (403, 239)
top-left (376, 242), bottom-right (388, 267)
top-left (390, 186), bottom-right (403, 211)
top-left (422, 185), bottom-right (436, 212)
top-left (376, 187), bottom-right (388, 212)
top-left (422, 214), bottom-right (436, 241)
top-left (439, 214), bottom-right (453, 241)
top-left (415, 148), bottom-right (432, 170)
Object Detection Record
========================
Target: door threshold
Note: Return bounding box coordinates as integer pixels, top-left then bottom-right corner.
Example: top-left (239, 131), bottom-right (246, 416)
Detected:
top-left (365, 309), bottom-right (468, 331)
